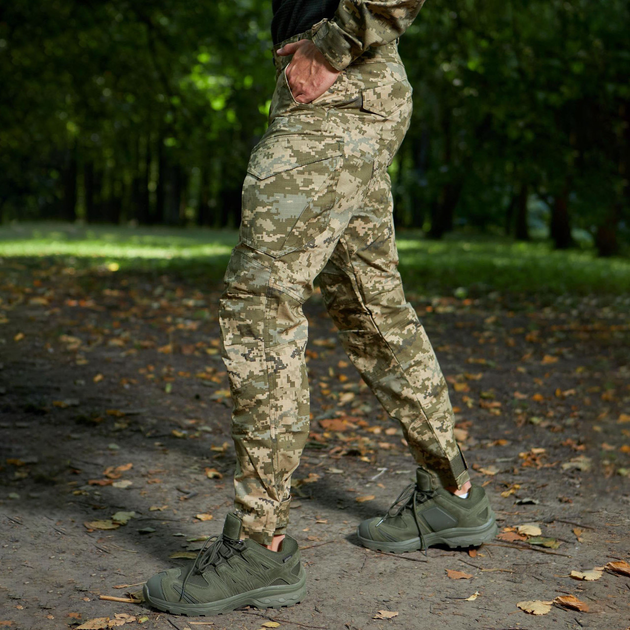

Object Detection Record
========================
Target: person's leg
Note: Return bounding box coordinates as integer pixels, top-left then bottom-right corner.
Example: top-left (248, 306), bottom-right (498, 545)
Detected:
top-left (220, 129), bottom-right (373, 546)
top-left (319, 166), bottom-right (468, 490)
top-left (319, 166), bottom-right (496, 551)
top-left (143, 108), bottom-right (372, 617)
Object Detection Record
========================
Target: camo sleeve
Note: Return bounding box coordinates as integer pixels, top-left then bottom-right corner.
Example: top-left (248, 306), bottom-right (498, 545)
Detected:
top-left (311, 0), bottom-right (426, 71)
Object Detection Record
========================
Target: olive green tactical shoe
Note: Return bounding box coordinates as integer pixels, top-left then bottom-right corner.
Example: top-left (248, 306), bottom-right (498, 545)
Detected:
top-left (144, 514), bottom-right (306, 616)
top-left (357, 468), bottom-right (497, 553)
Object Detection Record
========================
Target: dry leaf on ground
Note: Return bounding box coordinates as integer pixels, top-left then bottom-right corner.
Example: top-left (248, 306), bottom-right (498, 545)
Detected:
top-left (517, 523), bottom-right (542, 537)
top-left (528, 536), bottom-right (562, 549)
top-left (373, 611), bottom-right (398, 620)
top-left (111, 511), bottom-right (136, 525)
top-left (605, 560), bottom-right (630, 577)
top-left (169, 551), bottom-right (198, 559)
top-left (83, 520), bottom-right (120, 531)
top-left (517, 600), bottom-right (552, 615)
top-left (570, 569), bottom-right (603, 581)
top-left (356, 495), bottom-right (375, 503)
top-left (195, 513), bottom-right (214, 521)
top-left (554, 595), bottom-right (589, 612)
top-left (262, 623), bottom-right (281, 628)
top-left (497, 531), bottom-right (527, 542)
top-left (204, 467), bottom-right (223, 479)
top-left (446, 569), bottom-right (473, 580)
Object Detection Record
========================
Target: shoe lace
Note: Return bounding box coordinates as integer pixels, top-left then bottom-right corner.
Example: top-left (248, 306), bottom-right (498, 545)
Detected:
top-left (384, 482), bottom-right (436, 554)
top-left (179, 535), bottom-right (245, 601)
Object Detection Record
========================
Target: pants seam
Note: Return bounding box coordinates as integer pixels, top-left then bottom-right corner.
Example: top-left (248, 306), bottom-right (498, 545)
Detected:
top-left (338, 228), bottom-right (456, 472)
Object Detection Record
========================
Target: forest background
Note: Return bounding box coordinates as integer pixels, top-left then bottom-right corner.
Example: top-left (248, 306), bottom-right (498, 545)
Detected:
top-left (1, 0), bottom-right (629, 257)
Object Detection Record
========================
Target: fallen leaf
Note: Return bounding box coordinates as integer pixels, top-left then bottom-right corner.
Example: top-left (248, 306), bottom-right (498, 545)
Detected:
top-left (517, 523), bottom-right (542, 537)
top-left (570, 569), bottom-right (603, 581)
top-left (356, 495), bottom-right (375, 503)
top-left (528, 536), bottom-right (562, 549)
top-left (111, 511), bottom-right (136, 525)
top-left (618, 413), bottom-right (630, 424)
top-left (195, 513), bottom-right (214, 522)
top-left (319, 418), bottom-right (356, 432)
top-left (112, 480), bottom-right (133, 489)
top-left (542, 355), bottom-right (558, 364)
top-left (497, 531), bottom-right (527, 542)
top-left (554, 595), bottom-right (589, 612)
top-left (605, 560), bottom-right (630, 577)
top-left (561, 455), bottom-right (592, 472)
top-left (477, 466), bottom-right (499, 476)
top-left (88, 479), bottom-right (113, 486)
top-left (204, 467), bottom-right (223, 479)
top-left (77, 619), bottom-right (110, 630)
top-left (93, 374), bottom-right (104, 383)
top-left (262, 623), bottom-right (281, 628)
top-left (83, 520), bottom-right (120, 531)
top-left (517, 600), bottom-right (552, 615)
top-left (515, 497), bottom-right (540, 505)
top-left (373, 611), bottom-right (398, 620)
top-left (446, 569), bottom-right (472, 580)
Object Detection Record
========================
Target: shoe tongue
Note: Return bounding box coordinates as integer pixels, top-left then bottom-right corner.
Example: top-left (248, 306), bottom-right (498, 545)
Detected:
top-left (415, 468), bottom-right (434, 492)
top-left (222, 513), bottom-right (242, 541)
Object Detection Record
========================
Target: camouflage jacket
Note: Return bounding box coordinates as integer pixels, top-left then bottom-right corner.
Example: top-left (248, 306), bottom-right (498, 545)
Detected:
top-left (311, 0), bottom-right (426, 71)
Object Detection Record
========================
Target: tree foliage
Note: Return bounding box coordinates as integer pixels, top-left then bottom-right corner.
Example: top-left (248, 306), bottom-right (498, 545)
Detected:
top-left (1, 0), bottom-right (628, 254)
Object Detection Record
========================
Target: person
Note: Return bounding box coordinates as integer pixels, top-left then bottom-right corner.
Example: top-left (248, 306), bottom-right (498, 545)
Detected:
top-left (144, 0), bottom-right (497, 615)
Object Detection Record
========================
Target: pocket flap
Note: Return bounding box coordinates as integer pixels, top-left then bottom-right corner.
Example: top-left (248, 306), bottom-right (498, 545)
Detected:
top-left (247, 135), bottom-right (343, 180)
top-left (361, 80), bottom-right (412, 118)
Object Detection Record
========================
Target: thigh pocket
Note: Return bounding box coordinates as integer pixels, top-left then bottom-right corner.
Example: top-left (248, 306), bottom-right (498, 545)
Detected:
top-left (361, 80), bottom-right (413, 119)
top-left (241, 135), bottom-right (344, 257)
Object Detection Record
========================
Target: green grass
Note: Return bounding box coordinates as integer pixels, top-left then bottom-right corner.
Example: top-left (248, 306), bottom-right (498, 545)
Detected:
top-left (1, 222), bottom-right (629, 297)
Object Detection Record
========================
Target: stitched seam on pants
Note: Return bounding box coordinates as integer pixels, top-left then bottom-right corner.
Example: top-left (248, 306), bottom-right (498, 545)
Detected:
top-left (339, 232), bottom-right (453, 461)
top-left (262, 273), bottom-right (282, 512)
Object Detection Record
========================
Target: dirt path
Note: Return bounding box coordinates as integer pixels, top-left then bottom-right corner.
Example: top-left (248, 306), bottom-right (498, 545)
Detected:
top-left (1, 260), bottom-right (629, 630)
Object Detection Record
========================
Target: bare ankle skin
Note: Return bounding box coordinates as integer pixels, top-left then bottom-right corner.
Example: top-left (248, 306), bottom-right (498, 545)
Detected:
top-left (446, 480), bottom-right (472, 496)
top-left (266, 534), bottom-right (285, 552)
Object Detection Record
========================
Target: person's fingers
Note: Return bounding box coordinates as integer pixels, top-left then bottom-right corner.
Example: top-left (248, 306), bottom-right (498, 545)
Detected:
top-left (276, 41), bottom-right (299, 56)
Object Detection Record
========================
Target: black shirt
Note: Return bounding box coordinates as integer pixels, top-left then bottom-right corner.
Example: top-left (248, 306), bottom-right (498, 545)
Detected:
top-left (271, 0), bottom-right (340, 45)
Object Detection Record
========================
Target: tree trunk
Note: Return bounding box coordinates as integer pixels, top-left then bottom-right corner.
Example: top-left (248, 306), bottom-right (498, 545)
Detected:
top-left (62, 144), bottom-right (78, 222)
top-left (428, 115), bottom-right (457, 239)
top-left (550, 186), bottom-right (574, 249)
top-left (429, 179), bottom-right (461, 239)
top-left (514, 183), bottom-right (530, 241)
top-left (198, 165), bottom-right (211, 226)
top-left (595, 207), bottom-right (619, 257)
top-left (155, 136), bottom-right (165, 224)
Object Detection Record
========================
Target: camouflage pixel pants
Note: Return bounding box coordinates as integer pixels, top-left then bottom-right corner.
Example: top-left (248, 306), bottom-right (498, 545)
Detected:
top-left (220, 29), bottom-right (470, 545)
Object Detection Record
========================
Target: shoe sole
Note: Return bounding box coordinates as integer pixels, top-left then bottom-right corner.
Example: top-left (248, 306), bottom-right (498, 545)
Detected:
top-left (357, 516), bottom-right (498, 553)
top-left (143, 570), bottom-right (306, 616)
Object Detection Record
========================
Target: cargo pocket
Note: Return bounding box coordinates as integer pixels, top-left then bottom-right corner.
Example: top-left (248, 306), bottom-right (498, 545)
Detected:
top-left (240, 134), bottom-right (344, 257)
top-left (361, 80), bottom-right (413, 118)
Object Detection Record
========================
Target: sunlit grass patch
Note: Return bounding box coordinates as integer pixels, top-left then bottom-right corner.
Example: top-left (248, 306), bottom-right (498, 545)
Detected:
top-left (1, 222), bottom-right (629, 297)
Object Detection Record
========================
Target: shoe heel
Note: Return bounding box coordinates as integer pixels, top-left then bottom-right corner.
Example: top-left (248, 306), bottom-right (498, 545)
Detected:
top-left (251, 582), bottom-right (307, 609)
top-left (441, 520), bottom-right (498, 549)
